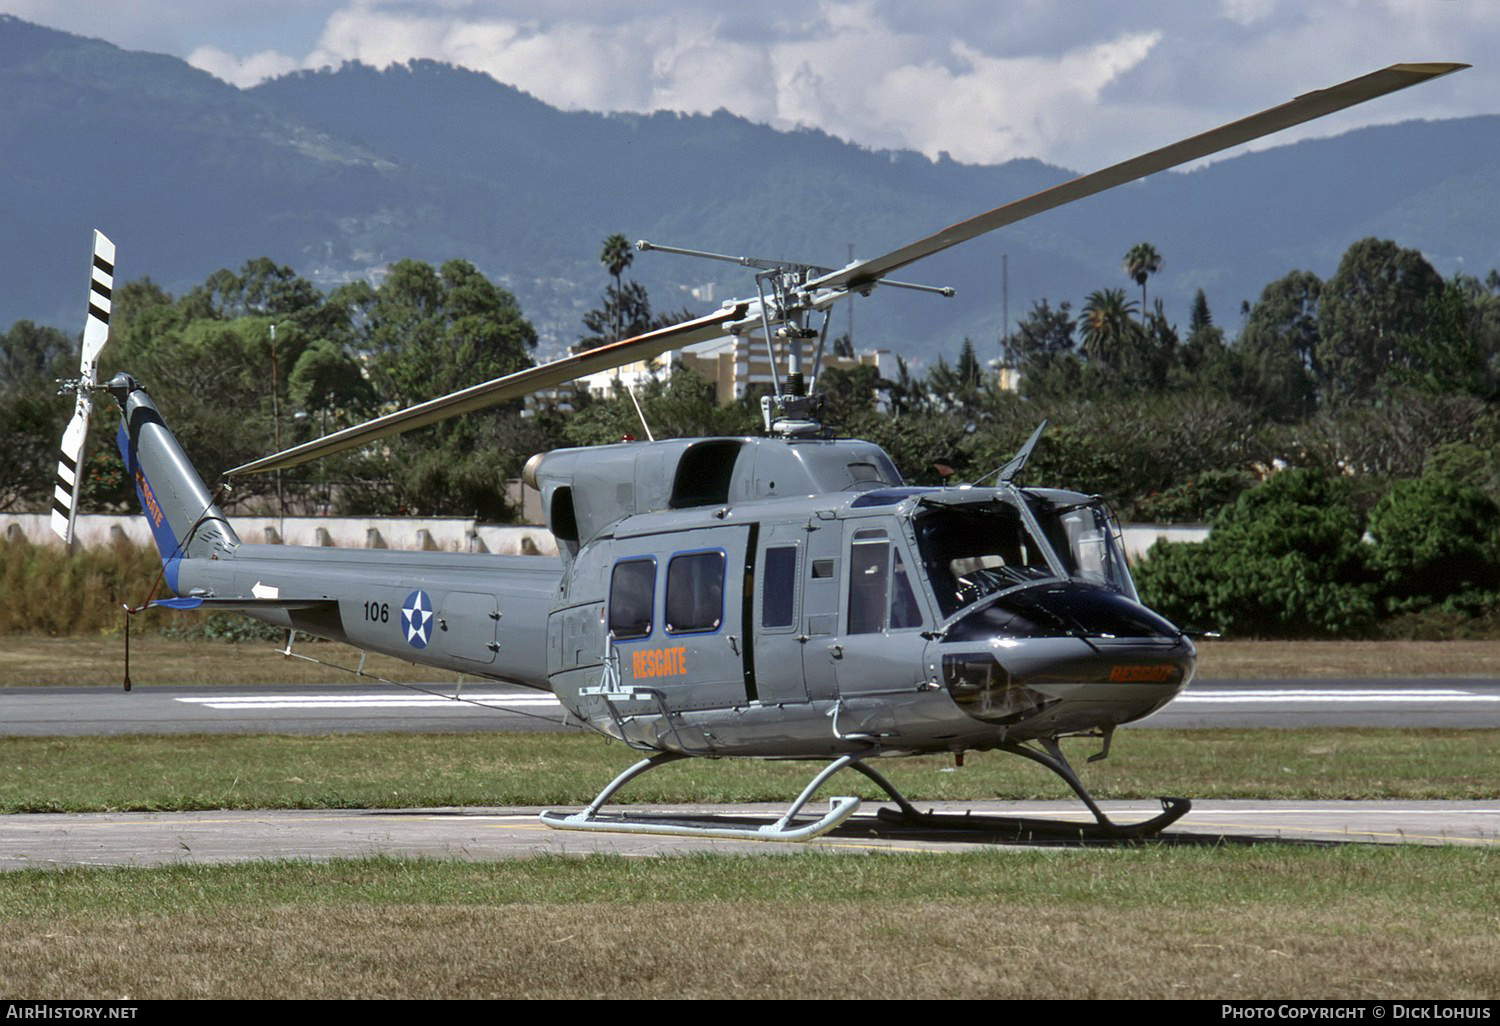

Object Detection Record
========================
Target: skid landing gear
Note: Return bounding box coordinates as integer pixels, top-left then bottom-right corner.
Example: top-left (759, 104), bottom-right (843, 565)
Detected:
top-left (875, 740), bottom-right (1190, 841)
top-left (539, 752), bottom-right (863, 842)
top-left (539, 741), bottom-right (1190, 843)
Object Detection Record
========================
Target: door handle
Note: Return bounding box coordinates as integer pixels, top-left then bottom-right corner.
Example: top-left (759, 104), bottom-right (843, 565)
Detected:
top-left (827, 643), bottom-right (843, 659)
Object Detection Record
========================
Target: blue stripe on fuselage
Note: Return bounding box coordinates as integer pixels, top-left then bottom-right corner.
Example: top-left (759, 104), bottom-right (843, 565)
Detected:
top-left (117, 420), bottom-right (182, 593)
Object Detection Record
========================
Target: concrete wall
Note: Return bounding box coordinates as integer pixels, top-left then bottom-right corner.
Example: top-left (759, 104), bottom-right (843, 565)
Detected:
top-left (2, 513), bottom-right (558, 556)
top-left (1120, 523), bottom-right (1211, 563)
top-left (8, 512), bottom-right (1201, 563)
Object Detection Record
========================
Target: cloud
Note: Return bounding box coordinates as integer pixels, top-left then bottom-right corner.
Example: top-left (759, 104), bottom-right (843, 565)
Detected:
top-left (272, 1), bottom-right (1171, 165)
top-left (11, 0), bottom-right (1492, 170)
top-left (187, 44), bottom-right (300, 88)
top-left (859, 33), bottom-right (1163, 165)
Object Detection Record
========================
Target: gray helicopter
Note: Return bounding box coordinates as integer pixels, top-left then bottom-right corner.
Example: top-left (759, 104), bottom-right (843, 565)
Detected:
top-left (53, 63), bottom-right (1463, 842)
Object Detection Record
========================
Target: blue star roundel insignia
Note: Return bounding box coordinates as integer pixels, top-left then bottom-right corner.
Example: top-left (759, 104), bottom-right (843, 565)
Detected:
top-left (401, 589), bottom-right (435, 649)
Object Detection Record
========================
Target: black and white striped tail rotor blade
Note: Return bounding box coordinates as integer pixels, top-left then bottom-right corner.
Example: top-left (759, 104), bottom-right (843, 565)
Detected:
top-left (81, 230), bottom-right (115, 375)
top-left (50, 230), bottom-right (115, 543)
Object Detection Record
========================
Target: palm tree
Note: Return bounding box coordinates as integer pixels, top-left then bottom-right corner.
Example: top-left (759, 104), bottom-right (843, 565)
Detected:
top-left (600, 234), bottom-right (634, 343)
top-left (1081, 288), bottom-right (1140, 369)
top-left (1123, 242), bottom-right (1163, 316)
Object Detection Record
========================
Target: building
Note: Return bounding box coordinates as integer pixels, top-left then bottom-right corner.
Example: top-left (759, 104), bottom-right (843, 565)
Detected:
top-left (576, 335), bottom-right (895, 406)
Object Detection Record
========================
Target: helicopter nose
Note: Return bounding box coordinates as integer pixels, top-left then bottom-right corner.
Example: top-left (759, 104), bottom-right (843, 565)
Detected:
top-left (940, 584), bottom-right (1195, 735)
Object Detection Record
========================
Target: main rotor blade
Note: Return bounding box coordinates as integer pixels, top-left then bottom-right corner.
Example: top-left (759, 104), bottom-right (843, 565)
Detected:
top-left (225, 304), bottom-right (748, 477)
top-left (809, 62), bottom-right (1467, 294)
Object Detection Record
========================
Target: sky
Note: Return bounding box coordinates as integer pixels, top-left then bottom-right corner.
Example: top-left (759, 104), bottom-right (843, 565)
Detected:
top-left (2, 0), bottom-right (1494, 171)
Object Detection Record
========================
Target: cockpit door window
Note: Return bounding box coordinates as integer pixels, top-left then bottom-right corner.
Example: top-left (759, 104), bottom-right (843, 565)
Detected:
top-left (848, 528), bottom-right (926, 634)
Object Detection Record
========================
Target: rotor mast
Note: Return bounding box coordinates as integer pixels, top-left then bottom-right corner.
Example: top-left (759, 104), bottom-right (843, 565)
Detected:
top-left (636, 239), bottom-right (954, 436)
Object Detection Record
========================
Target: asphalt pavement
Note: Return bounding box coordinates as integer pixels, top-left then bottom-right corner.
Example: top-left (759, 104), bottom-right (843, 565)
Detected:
top-left (2, 677), bottom-right (1498, 735)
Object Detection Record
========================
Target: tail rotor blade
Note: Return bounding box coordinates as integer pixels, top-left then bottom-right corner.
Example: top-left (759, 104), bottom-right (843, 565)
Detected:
top-left (50, 230), bottom-right (115, 544)
top-left (82, 230), bottom-right (115, 375)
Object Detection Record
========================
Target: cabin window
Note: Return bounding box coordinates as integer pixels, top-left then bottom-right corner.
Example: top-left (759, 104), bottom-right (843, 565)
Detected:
top-left (608, 558), bottom-right (656, 640)
top-left (666, 549), bottom-right (726, 634)
top-left (762, 545), bottom-right (798, 629)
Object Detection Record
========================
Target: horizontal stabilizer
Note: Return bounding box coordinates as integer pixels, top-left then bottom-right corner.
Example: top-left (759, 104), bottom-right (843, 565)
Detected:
top-left (147, 597), bottom-right (339, 614)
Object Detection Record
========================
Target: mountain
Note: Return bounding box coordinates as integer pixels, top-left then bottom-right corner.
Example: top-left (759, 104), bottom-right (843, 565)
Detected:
top-left (4, 14), bottom-right (1499, 364)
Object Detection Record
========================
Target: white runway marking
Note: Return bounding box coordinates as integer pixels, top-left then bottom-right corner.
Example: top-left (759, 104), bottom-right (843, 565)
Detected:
top-left (175, 693), bottom-right (562, 711)
top-left (1177, 689), bottom-right (1498, 704)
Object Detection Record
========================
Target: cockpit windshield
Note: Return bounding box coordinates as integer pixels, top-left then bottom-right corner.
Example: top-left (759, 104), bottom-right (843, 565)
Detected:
top-left (913, 500), bottom-right (1061, 618)
top-left (1026, 494), bottom-right (1138, 602)
top-left (913, 492), bottom-right (1138, 618)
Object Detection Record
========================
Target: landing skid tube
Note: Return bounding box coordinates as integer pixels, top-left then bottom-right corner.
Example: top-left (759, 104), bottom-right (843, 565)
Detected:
top-left (874, 740), bottom-right (1190, 840)
top-left (539, 752), bottom-right (864, 842)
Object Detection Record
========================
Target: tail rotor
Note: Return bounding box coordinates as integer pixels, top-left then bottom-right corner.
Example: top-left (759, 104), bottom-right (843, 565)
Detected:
top-left (50, 230), bottom-right (115, 545)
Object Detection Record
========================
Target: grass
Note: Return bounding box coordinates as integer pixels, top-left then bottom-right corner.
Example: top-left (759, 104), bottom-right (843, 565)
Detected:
top-left (0, 633), bottom-right (452, 687)
top-left (1195, 638), bottom-right (1500, 678)
top-left (0, 728), bottom-right (1496, 813)
top-left (0, 848), bottom-right (1495, 999)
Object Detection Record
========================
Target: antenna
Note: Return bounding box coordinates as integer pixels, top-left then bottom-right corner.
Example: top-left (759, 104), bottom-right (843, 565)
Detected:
top-left (973, 419), bottom-right (1048, 487)
top-left (625, 381), bottom-right (655, 442)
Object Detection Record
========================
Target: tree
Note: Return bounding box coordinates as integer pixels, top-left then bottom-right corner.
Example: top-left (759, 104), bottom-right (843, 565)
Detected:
top-left (354, 258), bottom-right (536, 405)
top-left (579, 280), bottom-right (657, 351)
top-left (1237, 270), bottom-right (1322, 419)
top-left (818, 363), bottom-right (884, 425)
top-left (561, 364), bottom-right (753, 447)
top-left (1004, 299), bottom-right (1075, 367)
top-left (1123, 242), bottom-right (1163, 315)
top-left (955, 338), bottom-right (983, 391)
top-left (1080, 289), bottom-right (1140, 371)
top-left (0, 321), bottom-right (73, 511)
top-left (600, 233), bottom-right (634, 345)
top-left (925, 340), bottom-right (987, 414)
top-left (1366, 475), bottom-right (1500, 616)
top-left (578, 240), bottom-right (691, 352)
top-left (1134, 468), bottom-right (1377, 637)
top-left (1390, 277), bottom-right (1493, 399)
top-left (1316, 238), bottom-right (1445, 405)
top-left (333, 258), bottom-right (539, 518)
top-left (1178, 288), bottom-right (1236, 391)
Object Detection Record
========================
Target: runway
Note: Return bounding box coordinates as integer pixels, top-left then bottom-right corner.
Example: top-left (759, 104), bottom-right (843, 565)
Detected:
top-left (1, 799), bottom-right (1494, 869)
top-left (3, 677), bottom-right (1500, 734)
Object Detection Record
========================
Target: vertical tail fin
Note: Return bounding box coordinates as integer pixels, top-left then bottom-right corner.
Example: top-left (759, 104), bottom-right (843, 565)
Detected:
top-left (108, 373), bottom-right (239, 592)
top-left (51, 230), bottom-right (115, 543)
